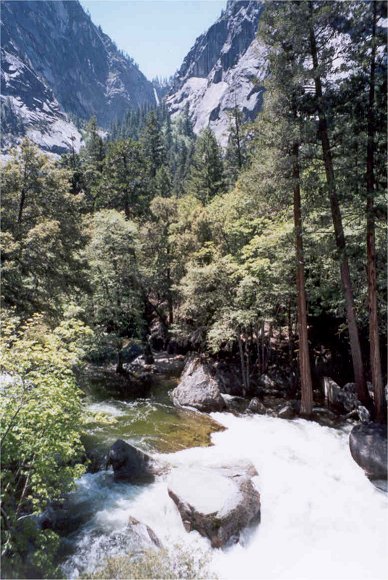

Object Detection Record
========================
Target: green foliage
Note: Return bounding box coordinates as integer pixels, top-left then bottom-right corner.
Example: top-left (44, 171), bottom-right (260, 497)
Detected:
top-left (97, 138), bottom-right (149, 218)
top-left (1, 140), bottom-right (87, 318)
top-left (0, 312), bottom-right (90, 578)
top-left (186, 127), bottom-right (226, 204)
top-left (140, 110), bottom-right (166, 179)
top-left (83, 209), bottom-right (144, 340)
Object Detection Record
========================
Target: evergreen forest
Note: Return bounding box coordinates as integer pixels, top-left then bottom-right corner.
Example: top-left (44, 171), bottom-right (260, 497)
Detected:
top-left (1, 2), bottom-right (387, 578)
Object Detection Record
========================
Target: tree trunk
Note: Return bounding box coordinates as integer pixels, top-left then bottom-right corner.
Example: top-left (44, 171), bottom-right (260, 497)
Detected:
top-left (237, 332), bottom-right (247, 395)
top-left (287, 298), bottom-right (294, 367)
top-left (293, 142), bottom-right (313, 416)
top-left (17, 162), bottom-right (28, 225)
top-left (245, 333), bottom-right (250, 393)
top-left (116, 348), bottom-right (124, 374)
top-left (308, 2), bottom-right (371, 407)
top-left (366, 1), bottom-right (385, 422)
top-left (166, 266), bottom-right (174, 325)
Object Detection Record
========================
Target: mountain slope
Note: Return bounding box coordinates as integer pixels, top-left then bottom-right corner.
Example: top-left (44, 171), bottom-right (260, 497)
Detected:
top-left (1, 0), bottom-right (156, 154)
top-left (166, 0), bottom-right (267, 145)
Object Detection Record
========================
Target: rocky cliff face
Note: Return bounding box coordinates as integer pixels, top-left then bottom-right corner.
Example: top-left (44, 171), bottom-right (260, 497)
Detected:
top-left (166, 0), bottom-right (267, 145)
top-left (1, 0), bottom-right (156, 154)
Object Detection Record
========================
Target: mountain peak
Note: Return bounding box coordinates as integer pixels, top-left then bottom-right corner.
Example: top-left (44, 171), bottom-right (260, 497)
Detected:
top-left (1, 0), bottom-right (155, 154)
top-left (167, 0), bottom-right (266, 145)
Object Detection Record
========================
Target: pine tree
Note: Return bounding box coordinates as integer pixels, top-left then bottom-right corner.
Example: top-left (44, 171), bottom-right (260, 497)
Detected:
top-left (80, 116), bottom-right (106, 209)
top-left (304, 0), bottom-right (371, 407)
top-left (225, 105), bottom-right (247, 187)
top-left (140, 111), bottom-right (165, 179)
top-left (258, 2), bottom-right (314, 415)
top-left (186, 127), bottom-right (225, 204)
top-left (99, 139), bottom-right (148, 219)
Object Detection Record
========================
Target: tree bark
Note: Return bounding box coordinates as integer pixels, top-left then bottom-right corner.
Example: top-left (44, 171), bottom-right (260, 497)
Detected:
top-left (366, 1), bottom-right (385, 422)
top-left (237, 332), bottom-right (247, 395)
top-left (308, 1), bottom-right (371, 407)
top-left (116, 348), bottom-right (124, 374)
top-left (293, 142), bottom-right (313, 416)
top-left (17, 162), bottom-right (28, 225)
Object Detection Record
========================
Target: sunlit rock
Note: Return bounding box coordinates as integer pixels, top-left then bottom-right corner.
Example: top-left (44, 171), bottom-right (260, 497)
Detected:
top-left (168, 462), bottom-right (260, 547)
top-left (171, 356), bottom-right (226, 412)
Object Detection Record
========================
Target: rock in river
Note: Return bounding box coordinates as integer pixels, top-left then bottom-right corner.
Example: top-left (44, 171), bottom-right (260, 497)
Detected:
top-left (171, 356), bottom-right (226, 412)
top-left (168, 462), bottom-right (260, 547)
top-left (248, 397), bottom-right (267, 415)
top-left (127, 516), bottom-right (162, 548)
top-left (106, 439), bottom-right (161, 483)
top-left (349, 423), bottom-right (387, 480)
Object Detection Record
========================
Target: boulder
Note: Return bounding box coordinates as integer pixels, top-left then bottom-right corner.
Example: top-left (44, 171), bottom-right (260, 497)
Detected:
top-left (168, 462), bottom-right (260, 548)
top-left (312, 407), bottom-right (340, 428)
top-left (127, 516), bottom-right (162, 548)
top-left (324, 377), bottom-right (342, 408)
top-left (171, 357), bottom-right (226, 412)
top-left (349, 423), bottom-right (387, 480)
top-left (221, 393), bottom-right (248, 413)
top-left (278, 403), bottom-right (295, 420)
top-left (106, 439), bottom-right (159, 483)
top-left (125, 354), bottom-right (155, 374)
top-left (324, 377), bottom-right (360, 412)
top-left (248, 398), bottom-right (267, 415)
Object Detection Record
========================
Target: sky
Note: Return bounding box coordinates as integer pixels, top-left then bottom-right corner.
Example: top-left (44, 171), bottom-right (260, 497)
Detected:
top-left (81, 0), bottom-right (226, 80)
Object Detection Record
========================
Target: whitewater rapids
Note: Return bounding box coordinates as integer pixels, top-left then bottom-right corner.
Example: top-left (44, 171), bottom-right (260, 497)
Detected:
top-left (63, 413), bottom-right (388, 580)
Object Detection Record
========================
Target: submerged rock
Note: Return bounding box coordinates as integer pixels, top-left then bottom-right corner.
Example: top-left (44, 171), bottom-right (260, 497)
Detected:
top-left (168, 462), bottom-right (260, 548)
top-left (106, 439), bottom-right (160, 483)
top-left (349, 423), bottom-right (387, 480)
top-left (171, 356), bottom-right (226, 412)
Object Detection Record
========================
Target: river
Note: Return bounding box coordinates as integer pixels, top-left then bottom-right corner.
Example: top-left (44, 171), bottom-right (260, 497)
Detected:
top-left (60, 365), bottom-right (388, 580)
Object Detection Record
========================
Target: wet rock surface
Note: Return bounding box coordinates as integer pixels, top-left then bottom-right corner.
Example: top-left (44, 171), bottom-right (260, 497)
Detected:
top-left (221, 393), bottom-right (249, 413)
top-left (127, 516), bottom-right (162, 548)
top-left (349, 423), bottom-right (388, 480)
top-left (168, 461), bottom-right (260, 548)
top-left (106, 439), bottom-right (161, 483)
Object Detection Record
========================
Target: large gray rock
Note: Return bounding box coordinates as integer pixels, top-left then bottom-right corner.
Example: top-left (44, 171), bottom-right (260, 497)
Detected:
top-left (171, 357), bottom-right (226, 412)
top-left (349, 423), bottom-right (387, 480)
top-left (168, 462), bottom-right (260, 547)
top-left (106, 439), bottom-right (159, 483)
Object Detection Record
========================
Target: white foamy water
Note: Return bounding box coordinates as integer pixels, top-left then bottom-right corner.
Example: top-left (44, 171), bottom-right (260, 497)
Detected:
top-left (63, 413), bottom-right (388, 579)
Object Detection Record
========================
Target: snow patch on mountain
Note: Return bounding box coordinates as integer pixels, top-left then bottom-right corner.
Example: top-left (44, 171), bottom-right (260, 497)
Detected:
top-left (1, 0), bottom-right (154, 155)
top-left (1, 48), bottom-right (82, 156)
top-left (166, 1), bottom-right (266, 146)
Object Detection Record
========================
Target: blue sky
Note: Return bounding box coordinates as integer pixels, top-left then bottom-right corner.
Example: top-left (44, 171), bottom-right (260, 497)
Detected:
top-left (81, 0), bottom-right (226, 80)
